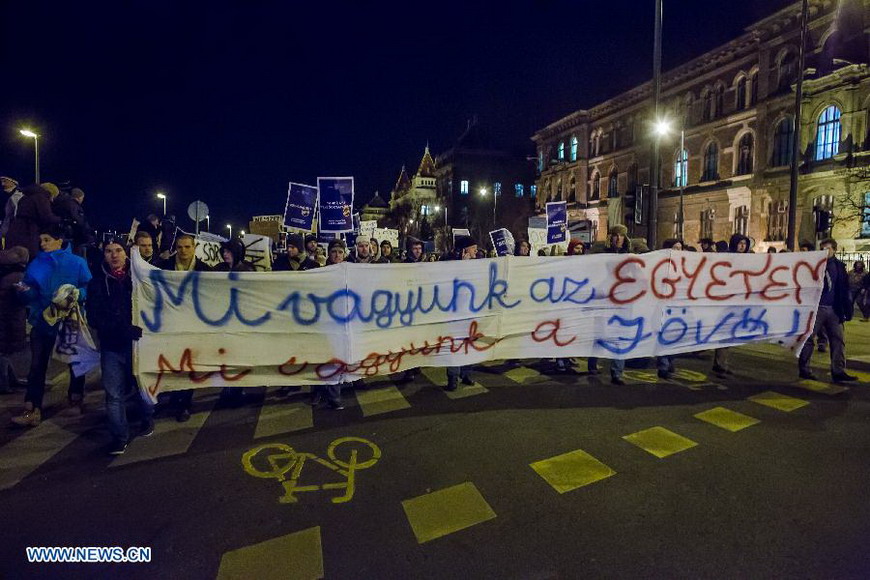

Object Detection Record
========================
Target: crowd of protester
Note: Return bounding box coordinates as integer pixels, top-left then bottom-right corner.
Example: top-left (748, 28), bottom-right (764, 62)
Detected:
top-left (0, 176), bottom-right (865, 456)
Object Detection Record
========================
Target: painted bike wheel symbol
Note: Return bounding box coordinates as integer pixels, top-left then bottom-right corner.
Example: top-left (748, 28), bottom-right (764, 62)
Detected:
top-left (241, 443), bottom-right (299, 482)
top-left (326, 437), bottom-right (381, 470)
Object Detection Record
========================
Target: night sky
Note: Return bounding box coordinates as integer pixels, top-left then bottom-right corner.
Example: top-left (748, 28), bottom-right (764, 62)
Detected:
top-left (1, 0), bottom-right (792, 232)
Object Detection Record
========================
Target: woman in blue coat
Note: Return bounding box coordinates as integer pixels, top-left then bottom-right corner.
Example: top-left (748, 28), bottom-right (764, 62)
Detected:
top-left (10, 225), bottom-right (92, 427)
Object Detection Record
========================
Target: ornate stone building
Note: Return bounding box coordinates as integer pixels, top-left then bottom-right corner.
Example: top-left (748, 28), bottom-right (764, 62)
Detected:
top-left (388, 147), bottom-right (440, 240)
top-left (532, 0), bottom-right (870, 251)
top-left (359, 191), bottom-right (390, 225)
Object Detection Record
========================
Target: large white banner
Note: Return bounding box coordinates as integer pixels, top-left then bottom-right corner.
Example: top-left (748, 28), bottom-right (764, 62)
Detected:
top-left (132, 251), bottom-right (827, 398)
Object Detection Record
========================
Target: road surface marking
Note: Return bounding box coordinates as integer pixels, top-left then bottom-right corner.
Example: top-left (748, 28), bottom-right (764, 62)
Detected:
top-left (623, 426), bottom-right (698, 458)
top-left (217, 526), bottom-right (323, 580)
top-left (694, 407), bottom-right (760, 432)
top-left (748, 391), bottom-right (809, 412)
top-left (402, 482), bottom-right (496, 544)
top-left (354, 385), bottom-right (410, 416)
top-left (0, 418), bottom-right (81, 491)
top-left (254, 400), bottom-right (313, 439)
top-left (503, 366), bottom-right (542, 384)
top-left (530, 449), bottom-right (615, 493)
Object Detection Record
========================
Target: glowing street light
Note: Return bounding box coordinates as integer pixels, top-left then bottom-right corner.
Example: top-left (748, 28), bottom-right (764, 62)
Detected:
top-left (156, 192), bottom-right (167, 215)
top-left (240, 230), bottom-right (245, 237)
top-left (226, 224), bottom-right (232, 238)
top-left (205, 214), bottom-right (210, 231)
top-left (19, 129), bottom-right (40, 183)
top-left (653, 117), bottom-right (686, 240)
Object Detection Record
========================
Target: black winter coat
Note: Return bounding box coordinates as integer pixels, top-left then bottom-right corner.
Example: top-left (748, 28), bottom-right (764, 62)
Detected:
top-left (827, 257), bottom-right (854, 322)
top-left (87, 261), bottom-right (134, 353)
top-left (5, 185), bottom-right (61, 259)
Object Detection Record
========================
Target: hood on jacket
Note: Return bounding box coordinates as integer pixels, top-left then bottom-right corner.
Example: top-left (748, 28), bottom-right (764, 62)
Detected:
top-left (728, 234), bottom-right (751, 253)
top-left (220, 238), bottom-right (247, 266)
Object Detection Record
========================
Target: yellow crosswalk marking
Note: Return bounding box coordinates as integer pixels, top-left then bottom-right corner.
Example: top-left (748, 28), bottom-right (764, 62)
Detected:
top-left (503, 366), bottom-right (542, 384)
top-left (623, 426), bottom-right (698, 458)
top-left (694, 407), bottom-right (760, 432)
top-left (795, 380), bottom-right (848, 395)
top-left (254, 400), bottom-right (313, 439)
top-left (530, 449), bottom-right (616, 493)
top-left (354, 385), bottom-right (410, 416)
top-left (217, 526), bottom-right (323, 580)
top-left (748, 391), bottom-right (809, 412)
top-left (402, 482), bottom-right (496, 544)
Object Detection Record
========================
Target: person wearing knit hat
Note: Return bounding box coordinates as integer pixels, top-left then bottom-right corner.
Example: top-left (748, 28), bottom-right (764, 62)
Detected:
top-left (453, 235), bottom-right (478, 259)
top-left (275, 233), bottom-right (319, 271)
top-left (304, 233), bottom-right (318, 256)
top-left (326, 239), bottom-right (347, 265)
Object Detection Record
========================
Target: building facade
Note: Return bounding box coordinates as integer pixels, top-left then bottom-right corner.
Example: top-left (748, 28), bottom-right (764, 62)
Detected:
top-left (532, 0), bottom-right (870, 251)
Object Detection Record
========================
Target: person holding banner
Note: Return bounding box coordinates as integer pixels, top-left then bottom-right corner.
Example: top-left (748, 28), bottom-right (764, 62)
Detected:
top-left (11, 225), bottom-right (91, 427)
top-left (157, 234), bottom-right (212, 273)
top-left (273, 235), bottom-right (319, 271)
top-left (587, 224), bottom-right (630, 384)
top-left (157, 234), bottom-right (211, 421)
top-left (445, 236), bottom-right (480, 391)
top-left (656, 239), bottom-right (684, 380)
top-left (87, 238), bottom-right (153, 454)
top-left (133, 231), bottom-right (157, 265)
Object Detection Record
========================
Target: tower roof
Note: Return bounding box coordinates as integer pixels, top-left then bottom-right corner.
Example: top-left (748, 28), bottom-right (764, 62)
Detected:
top-left (416, 146), bottom-right (437, 178)
top-left (366, 191), bottom-right (388, 208)
top-left (393, 165), bottom-right (411, 193)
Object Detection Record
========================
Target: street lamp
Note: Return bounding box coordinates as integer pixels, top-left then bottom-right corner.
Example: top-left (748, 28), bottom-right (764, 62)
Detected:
top-left (226, 224), bottom-right (232, 239)
top-left (655, 118), bottom-right (686, 240)
top-left (240, 230), bottom-right (245, 237)
top-left (156, 192), bottom-right (167, 216)
top-left (205, 214), bottom-right (210, 231)
top-left (479, 186), bottom-right (497, 225)
top-left (19, 129), bottom-right (39, 183)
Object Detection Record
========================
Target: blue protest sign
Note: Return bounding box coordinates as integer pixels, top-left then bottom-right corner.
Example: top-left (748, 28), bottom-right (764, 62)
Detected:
top-left (489, 228), bottom-right (515, 256)
top-left (546, 201), bottom-right (567, 244)
top-left (317, 177), bottom-right (355, 233)
top-left (284, 182), bottom-right (319, 231)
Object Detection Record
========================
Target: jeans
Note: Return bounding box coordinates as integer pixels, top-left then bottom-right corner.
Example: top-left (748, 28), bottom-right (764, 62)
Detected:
top-left (798, 305), bottom-right (846, 375)
top-left (447, 366), bottom-right (470, 381)
top-left (312, 383), bottom-right (341, 406)
top-left (610, 358), bottom-right (625, 379)
top-left (657, 356), bottom-right (674, 373)
top-left (26, 330), bottom-right (85, 409)
top-left (102, 348), bottom-right (153, 443)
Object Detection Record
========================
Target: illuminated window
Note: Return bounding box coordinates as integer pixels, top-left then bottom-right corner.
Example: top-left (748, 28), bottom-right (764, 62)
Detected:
top-left (570, 136), bottom-right (578, 161)
top-left (815, 105), bottom-right (841, 160)
top-left (460, 180), bottom-right (469, 195)
top-left (863, 192), bottom-right (870, 237)
top-left (494, 182), bottom-right (502, 196)
top-left (530, 185), bottom-right (537, 197)
top-left (515, 184), bottom-right (524, 197)
top-left (558, 141), bottom-right (565, 160)
top-left (674, 149), bottom-right (688, 187)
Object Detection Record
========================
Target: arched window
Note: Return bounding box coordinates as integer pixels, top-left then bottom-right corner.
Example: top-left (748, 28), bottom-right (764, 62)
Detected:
top-left (736, 77), bottom-right (747, 110)
top-left (608, 168), bottom-right (619, 198)
top-left (674, 148), bottom-right (688, 187)
top-left (590, 172), bottom-right (600, 201)
top-left (815, 105), bottom-right (841, 160)
top-left (749, 70), bottom-right (758, 105)
top-left (558, 141), bottom-right (565, 160)
top-left (772, 118), bottom-right (795, 167)
top-left (702, 142), bottom-right (719, 181)
top-left (715, 85), bottom-right (725, 117)
top-left (703, 90), bottom-right (714, 122)
top-left (736, 133), bottom-right (754, 175)
top-left (570, 136), bottom-right (578, 161)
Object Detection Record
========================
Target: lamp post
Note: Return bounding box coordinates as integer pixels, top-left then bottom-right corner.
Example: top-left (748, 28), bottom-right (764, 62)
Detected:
top-left (226, 224), bottom-right (232, 239)
top-left (156, 192), bottom-right (167, 216)
top-left (19, 129), bottom-right (39, 183)
top-left (648, 0), bottom-right (664, 250)
top-left (655, 119), bottom-right (686, 240)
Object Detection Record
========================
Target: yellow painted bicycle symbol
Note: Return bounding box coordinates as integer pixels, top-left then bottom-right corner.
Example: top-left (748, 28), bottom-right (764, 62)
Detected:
top-left (241, 437), bottom-right (381, 504)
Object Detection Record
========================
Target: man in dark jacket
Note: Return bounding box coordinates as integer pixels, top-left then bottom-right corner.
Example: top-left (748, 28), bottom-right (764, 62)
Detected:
top-left (445, 236), bottom-right (479, 391)
top-left (589, 224), bottom-right (630, 383)
top-left (87, 239), bottom-right (153, 455)
top-left (273, 234), bottom-right (319, 271)
top-left (52, 187), bottom-right (94, 256)
top-left (404, 238), bottom-right (425, 263)
top-left (157, 234), bottom-right (210, 420)
top-left (798, 238), bottom-right (857, 383)
top-left (156, 234), bottom-right (212, 272)
top-left (1, 176), bottom-right (23, 242)
top-left (5, 184), bottom-right (61, 260)
top-left (213, 238), bottom-right (254, 272)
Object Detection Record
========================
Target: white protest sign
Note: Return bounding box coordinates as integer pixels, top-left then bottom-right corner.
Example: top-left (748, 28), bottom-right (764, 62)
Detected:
top-left (242, 233), bottom-right (273, 271)
top-left (133, 251), bottom-right (827, 398)
top-left (187, 231), bottom-right (227, 267)
top-left (372, 228), bottom-right (399, 248)
top-left (359, 220), bottom-right (377, 241)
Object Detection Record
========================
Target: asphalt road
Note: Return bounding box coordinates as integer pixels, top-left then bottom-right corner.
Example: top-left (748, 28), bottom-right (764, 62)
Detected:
top-left (1, 324), bottom-right (870, 579)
